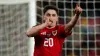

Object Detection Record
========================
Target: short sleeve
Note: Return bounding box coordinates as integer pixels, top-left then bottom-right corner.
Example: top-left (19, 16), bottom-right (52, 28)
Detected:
top-left (58, 25), bottom-right (72, 37)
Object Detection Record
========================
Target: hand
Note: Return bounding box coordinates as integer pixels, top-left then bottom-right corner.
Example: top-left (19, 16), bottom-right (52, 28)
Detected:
top-left (44, 17), bottom-right (52, 27)
top-left (75, 4), bottom-right (83, 15)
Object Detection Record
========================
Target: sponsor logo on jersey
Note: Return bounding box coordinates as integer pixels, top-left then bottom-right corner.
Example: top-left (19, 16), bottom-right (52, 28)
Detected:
top-left (41, 31), bottom-right (46, 35)
top-left (47, 33), bottom-right (51, 37)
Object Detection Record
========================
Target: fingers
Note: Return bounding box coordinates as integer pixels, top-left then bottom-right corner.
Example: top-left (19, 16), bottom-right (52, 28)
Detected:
top-left (44, 17), bottom-right (53, 23)
top-left (75, 3), bottom-right (82, 15)
top-left (44, 17), bottom-right (49, 23)
top-left (76, 3), bottom-right (79, 8)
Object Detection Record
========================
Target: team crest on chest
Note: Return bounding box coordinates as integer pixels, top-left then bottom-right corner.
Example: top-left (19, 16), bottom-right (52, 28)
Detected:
top-left (52, 30), bottom-right (57, 36)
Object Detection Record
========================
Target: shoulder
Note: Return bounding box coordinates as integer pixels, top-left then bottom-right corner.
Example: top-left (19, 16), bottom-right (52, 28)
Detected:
top-left (57, 24), bottom-right (64, 26)
top-left (57, 24), bottom-right (65, 29)
top-left (56, 24), bottom-right (65, 33)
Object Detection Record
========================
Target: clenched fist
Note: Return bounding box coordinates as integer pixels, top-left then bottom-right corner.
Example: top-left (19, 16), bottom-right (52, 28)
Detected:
top-left (75, 4), bottom-right (83, 15)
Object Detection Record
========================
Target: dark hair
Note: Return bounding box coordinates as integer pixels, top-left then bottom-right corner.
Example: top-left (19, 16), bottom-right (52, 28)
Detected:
top-left (43, 5), bottom-right (59, 15)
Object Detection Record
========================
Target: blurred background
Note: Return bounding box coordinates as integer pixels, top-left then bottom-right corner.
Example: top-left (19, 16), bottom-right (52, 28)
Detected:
top-left (0, 0), bottom-right (100, 56)
top-left (0, 0), bottom-right (33, 56)
top-left (0, 3), bottom-right (29, 56)
top-left (36, 0), bottom-right (100, 56)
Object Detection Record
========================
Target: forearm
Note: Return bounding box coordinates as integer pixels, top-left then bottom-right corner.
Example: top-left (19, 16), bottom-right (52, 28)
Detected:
top-left (65, 4), bottom-right (82, 33)
top-left (64, 14), bottom-right (80, 33)
top-left (26, 23), bottom-right (47, 37)
top-left (68, 14), bottom-right (80, 27)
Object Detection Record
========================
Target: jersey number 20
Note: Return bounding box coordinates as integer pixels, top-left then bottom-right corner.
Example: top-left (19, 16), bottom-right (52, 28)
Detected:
top-left (44, 38), bottom-right (53, 47)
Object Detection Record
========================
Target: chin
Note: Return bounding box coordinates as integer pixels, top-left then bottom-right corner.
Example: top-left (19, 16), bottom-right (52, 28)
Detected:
top-left (48, 25), bottom-right (52, 28)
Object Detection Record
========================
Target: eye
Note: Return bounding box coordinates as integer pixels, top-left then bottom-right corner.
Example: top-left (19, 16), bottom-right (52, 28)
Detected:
top-left (52, 14), bottom-right (56, 17)
top-left (46, 13), bottom-right (50, 16)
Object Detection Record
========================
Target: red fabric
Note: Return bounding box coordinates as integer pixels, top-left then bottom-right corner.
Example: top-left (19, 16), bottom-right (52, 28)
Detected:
top-left (33, 25), bottom-right (72, 56)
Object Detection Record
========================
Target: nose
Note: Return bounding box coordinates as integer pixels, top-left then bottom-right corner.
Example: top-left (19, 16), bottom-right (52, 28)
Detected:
top-left (49, 16), bottom-right (53, 22)
top-left (49, 15), bottom-right (53, 19)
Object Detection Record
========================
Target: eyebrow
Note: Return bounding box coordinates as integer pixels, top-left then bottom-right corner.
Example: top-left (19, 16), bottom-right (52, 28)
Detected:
top-left (46, 13), bottom-right (56, 15)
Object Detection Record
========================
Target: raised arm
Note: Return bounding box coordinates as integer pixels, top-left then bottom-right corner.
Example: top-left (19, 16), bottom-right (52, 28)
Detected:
top-left (65, 4), bottom-right (82, 33)
top-left (26, 23), bottom-right (46, 37)
top-left (26, 17), bottom-right (51, 37)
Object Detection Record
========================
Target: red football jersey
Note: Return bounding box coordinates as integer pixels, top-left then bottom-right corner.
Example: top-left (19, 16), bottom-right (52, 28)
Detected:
top-left (33, 25), bottom-right (72, 56)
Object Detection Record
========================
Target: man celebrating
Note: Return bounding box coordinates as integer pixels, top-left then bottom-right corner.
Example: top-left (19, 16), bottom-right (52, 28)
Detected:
top-left (26, 4), bottom-right (82, 56)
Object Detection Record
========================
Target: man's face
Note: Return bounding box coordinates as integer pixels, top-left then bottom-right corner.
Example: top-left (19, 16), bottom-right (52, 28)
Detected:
top-left (44, 9), bottom-right (58, 27)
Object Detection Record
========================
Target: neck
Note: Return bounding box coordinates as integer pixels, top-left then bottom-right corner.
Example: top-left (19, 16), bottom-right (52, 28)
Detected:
top-left (46, 23), bottom-right (56, 29)
top-left (46, 25), bottom-right (55, 29)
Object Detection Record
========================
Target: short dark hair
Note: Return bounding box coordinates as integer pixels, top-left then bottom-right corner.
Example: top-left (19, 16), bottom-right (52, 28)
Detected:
top-left (43, 5), bottom-right (59, 15)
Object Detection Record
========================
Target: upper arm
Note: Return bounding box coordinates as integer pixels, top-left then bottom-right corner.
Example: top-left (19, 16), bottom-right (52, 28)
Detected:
top-left (58, 25), bottom-right (72, 37)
